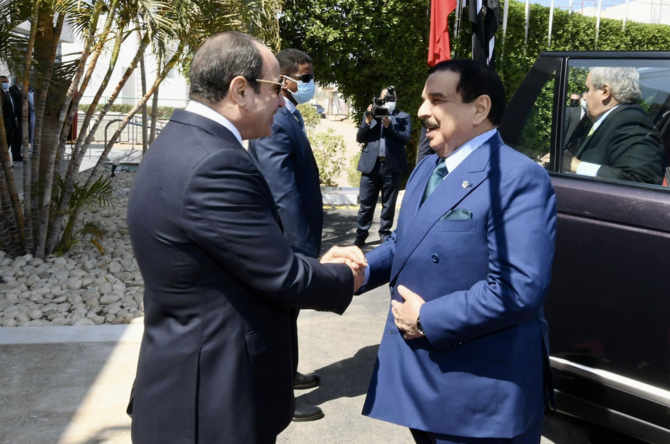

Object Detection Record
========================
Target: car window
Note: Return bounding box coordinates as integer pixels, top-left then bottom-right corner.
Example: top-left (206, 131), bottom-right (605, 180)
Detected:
top-left (561, 60), bottom-right (670, 187)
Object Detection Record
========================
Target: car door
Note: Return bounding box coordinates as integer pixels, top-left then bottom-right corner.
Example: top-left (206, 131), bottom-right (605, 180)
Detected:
top-left (500, 52), bottom-right (670, 442)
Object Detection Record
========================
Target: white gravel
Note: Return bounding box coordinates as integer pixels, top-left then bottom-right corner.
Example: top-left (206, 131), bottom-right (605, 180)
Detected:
top-left (0, 171), bottom-right (145, 327)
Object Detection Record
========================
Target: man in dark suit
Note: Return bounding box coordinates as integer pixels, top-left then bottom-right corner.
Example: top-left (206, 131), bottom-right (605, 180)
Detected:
top-left (249, 48), bottom-right (326, 422)
top-left (563, 92), bottom-right (583, 144)
top-left (1, 76), bottom-right (16, 163)
top-left (8, 81), bottom-right (23, 162)
top-left (354, 87), bottom-right (411, 247)
top-left (127, 32), bottom-right (365, 444)
top-left (357, 60), bottom-right (556, 444)
top-left (562, 67), bottom-right (664, 184)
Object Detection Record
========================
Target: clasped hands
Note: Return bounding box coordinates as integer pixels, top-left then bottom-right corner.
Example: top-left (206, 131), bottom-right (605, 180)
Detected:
top-left (539, 150), bottom-right (581, 173)
top-left (320, 246), bottom-right (367, 291)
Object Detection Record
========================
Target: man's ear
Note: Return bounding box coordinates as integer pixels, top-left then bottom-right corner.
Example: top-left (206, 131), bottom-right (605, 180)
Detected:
top-left (601, 84), bottom-right (613, 101)
top-left (229, 76), bottom-right (249, 106)
top-left (472, 95), bottom-right (492, 126)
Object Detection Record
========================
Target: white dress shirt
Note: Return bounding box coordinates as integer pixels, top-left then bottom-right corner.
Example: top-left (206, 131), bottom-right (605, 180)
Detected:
top-left (575, 104), bottom-right (620, 177)
top-left (185, 100), bottom-right (243, 146)
top-left (442, 128), bottom-right (498, 175)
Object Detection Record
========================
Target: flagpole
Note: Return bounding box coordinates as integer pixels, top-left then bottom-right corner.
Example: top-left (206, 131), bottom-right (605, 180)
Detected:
top-left (623, 0), bottom-right (630, 29)
top-left (501, 0), bottom-right (510, 63)
top-left (525, 0), bottom-right (531, 50)
top-left (595, 0), bottom-right (603, 49)
top-left (569, 0), bottom-right (573, 14)
top-left (548, 0), bottom-right (556, 47)
top-left (454, 0), bottom-right (462, 58)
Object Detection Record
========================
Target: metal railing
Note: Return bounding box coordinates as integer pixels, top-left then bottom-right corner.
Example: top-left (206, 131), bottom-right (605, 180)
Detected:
top-left (103, 116), bottom-right (166, 150)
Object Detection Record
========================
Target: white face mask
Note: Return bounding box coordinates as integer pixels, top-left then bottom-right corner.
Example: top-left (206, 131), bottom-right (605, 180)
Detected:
top-left (385, 102), bottom-right (396, 114)
top-left (581, 99), bottom-right (587, 109)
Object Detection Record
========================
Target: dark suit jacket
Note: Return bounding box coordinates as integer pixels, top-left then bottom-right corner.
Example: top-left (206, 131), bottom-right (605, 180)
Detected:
top-left (8, 85), bottom-right (22, 136)
top-left (563, 105), bottom-right (582, 142)
top-left (357, 132), bottom-right (557, 438)
top-left (127, 109), bottom-right (354, 444)
top-left (575, 103), bottom-right (664, 184)
top-left (249, 106), bottom-right (323, 258)
top-left (416, 125), bottom-right (433, 164)
top-left (1, 90), bottom-right (15, 138)
top-left (357, 109), bottom-right (411, 174)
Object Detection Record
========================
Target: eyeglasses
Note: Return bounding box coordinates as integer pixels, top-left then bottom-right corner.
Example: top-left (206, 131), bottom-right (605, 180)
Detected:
top-left (254, 77), bottom-right (285, 96)
top-left (282, 74), bottom-right (314, 84)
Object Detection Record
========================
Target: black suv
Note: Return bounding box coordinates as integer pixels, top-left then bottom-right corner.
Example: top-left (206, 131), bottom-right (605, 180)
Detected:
top-left (500, 51), bottom-right (670, 443)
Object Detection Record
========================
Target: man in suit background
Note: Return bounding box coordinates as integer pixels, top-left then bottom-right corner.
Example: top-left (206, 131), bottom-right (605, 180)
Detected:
top-left (249, 48), bottom-right (326, 422)
top-left (562, 67), bottom-right (664, 184)
top-left (563, 92), bottom-right (583, 144)
top-left (8, 80), bottom-right (23, 162)
top-left (127, 32), bottom-right (365, 444)
top-left (354, 87), bottom-right (411, 248)
top-left (357, 60), bottom-right (557, 444)
top-left (1, 76), bottom-right (16, 164)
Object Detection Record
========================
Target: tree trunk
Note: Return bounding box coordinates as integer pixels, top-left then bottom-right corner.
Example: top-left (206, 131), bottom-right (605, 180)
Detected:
top-left (36, 0), bottom-right (103, 258)
top-left (84, 42), bottom-right (184, 191)
top-left (31, 12), bottom-right (64, 247)
top-left (139, 32), bottom-right (148, 154)
top-left (21, 0), bottom-right (41, 254)
top-left (0, 105), bottom-right (23, 255)
top-left (149, 53), bottom-right (161, 146)
top-left (45, 32), bottom-right (152, 255)
top-left (0, 166), bottom-right (17, 256)
top-left (67, 20), bottom-right (125, 178)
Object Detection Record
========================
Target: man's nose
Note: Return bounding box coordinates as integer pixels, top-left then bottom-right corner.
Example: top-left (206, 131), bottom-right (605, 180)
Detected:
top-left (417, 100), bottom-right (430, 120)
top-left (278, 94), bottom-right (286, 108)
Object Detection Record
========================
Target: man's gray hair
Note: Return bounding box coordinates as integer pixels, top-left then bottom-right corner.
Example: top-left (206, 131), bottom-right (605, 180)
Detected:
top-left (590, 67), bottom-right (640, 104)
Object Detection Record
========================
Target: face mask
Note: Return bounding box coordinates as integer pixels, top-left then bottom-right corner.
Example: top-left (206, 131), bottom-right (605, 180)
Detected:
top-left (1, 83), bottom-right (8, 91)
top-left (385, 102), bottom-right (396, 114)
top-left (288, 79), bottom-right (316, 104)
top-left (569, 99), bottom-right (579, 107)
top-left (581, 99), bottom-right (587, 109)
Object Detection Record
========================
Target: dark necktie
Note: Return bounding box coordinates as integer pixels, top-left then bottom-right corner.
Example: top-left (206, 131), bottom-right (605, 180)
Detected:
top-left (293, 109), bottom-right (304, 128)
top-left (421, 158), bottom-right (448, 205)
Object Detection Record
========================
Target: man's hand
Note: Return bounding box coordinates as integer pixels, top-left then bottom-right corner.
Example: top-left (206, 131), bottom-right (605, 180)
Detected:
top-left (562, 149), bottom-right (581, 173)
top-left (382, 116), bottom-right (391, 128)
top-left (320, 246), bottom-right (367, 271)
top-left (365, 105), bottom-right (373, 125)
top-left (539, 152), bottom-right (551, 167)
top-left (391, 285), bottom-right (426, 340)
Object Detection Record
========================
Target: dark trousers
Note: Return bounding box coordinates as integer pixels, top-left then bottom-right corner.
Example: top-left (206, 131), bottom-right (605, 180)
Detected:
top-left (356, 159), bottom-right (400, 240)
top-left (410, 420), bottom-right (543, 444)
top-left (290, 308), bottom-right (299, 377)
top-left (10, 123), bottom-right (22, 162)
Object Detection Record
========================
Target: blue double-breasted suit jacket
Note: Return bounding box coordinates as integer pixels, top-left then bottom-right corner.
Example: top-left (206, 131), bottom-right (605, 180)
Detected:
top-left (358, 131), bottom-right (557, 438)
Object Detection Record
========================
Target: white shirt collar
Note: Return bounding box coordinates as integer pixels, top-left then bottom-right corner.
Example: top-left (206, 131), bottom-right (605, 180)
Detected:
top-left (185, 100), bottom-right (243, 146)
top-left (442, 128), bottom-right (498, 174)
top-left (591, 104), bottom-right (621, 134)
top-left (283, 99), bottom-right (297, 114)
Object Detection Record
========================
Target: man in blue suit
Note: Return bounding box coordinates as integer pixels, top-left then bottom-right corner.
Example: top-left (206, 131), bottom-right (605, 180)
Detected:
top-left (358, 60), bottom-right (557, 443)
top-left (354, 87), bottom-right (411, 247)
top-left (249, 48), bottom-right (326, 422)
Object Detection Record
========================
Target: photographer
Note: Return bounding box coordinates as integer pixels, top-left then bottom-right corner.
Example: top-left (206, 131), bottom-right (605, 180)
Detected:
top-left (354, 86), bottom-right (411, 248)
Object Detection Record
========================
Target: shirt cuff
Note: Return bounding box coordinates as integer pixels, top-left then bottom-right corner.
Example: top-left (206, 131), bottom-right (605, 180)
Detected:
top-left (362, 264), bottom-right (370, 287)
top-left (576, 161), bottom-right (601, 177)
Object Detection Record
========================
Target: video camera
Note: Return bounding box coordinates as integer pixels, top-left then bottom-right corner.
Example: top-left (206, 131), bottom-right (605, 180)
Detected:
top-left (367, 86), bottom-right (397, 119)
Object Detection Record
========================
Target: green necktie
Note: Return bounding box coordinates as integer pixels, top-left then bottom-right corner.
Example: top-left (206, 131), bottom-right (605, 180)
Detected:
top-left (422, 158), bottom-right (448, 205)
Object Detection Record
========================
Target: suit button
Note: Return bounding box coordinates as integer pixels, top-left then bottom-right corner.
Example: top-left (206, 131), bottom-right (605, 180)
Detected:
top-left (432, 254), bottom-right (439, 263)
top-left (390, 287), bottom-right (395, 295)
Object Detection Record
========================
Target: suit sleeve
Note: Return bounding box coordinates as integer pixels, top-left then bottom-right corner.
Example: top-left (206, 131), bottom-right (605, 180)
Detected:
top-left (355, 235), bottom-right (396, 294)
top-left (250, 124), bottom-right (319, 257)
top-left (384, 113), bottom-right (411, 144)
top-left (357, 114), bottom-right (370, 143)
top-left (595, 116), bottom-right (665, 184)
top-left (181, 148), bottom-right (353, 313)
top-left (420, 161), bottom-right (557, 351)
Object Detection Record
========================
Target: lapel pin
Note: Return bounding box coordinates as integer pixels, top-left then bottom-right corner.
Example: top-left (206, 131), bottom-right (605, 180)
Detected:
top-left (462, 181), bottom-right (470, 189)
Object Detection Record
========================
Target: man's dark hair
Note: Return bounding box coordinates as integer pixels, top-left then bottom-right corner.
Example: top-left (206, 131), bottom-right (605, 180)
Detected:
top-left (189, 32), bottom-right (263, 104)
top-left (0, 76), bottom-right (8, 82)
top-left (276, 49), bottom-right (312, 76)
top-left (429, 60), bottom-right (506, 125)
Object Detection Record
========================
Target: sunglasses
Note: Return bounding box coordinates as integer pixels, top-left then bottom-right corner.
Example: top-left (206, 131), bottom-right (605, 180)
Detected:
top-left (282, 74), bottom-right (314, 84)
top-left (254, 77), bottom-right (286, 96)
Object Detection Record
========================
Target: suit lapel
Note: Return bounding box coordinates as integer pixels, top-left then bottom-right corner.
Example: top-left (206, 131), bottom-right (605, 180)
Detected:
top-left (284, 107), bottom-right (310, 145)
top-left (390, 133), bottom-right (504, 283)
top-left (397, 155), bottom-right (436, 238)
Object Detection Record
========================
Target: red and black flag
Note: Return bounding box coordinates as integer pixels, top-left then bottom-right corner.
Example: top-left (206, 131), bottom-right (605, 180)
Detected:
top-left (428, 0), bottom-right (457, 66)
top-left (469, 0), bottom-right (502, 67)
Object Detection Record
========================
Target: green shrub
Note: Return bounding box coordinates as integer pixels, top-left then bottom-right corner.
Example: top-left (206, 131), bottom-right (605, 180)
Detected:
top-left (347, 152), bottom-right (362, 187)
top-left (310, 128), bottom-right (347, 186)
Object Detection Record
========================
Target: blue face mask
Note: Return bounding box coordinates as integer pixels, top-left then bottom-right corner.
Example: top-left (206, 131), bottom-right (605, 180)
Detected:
top-left (1, 83), bottom-right (8, 91)
top-left (287, 78), bottom-right (316, 104)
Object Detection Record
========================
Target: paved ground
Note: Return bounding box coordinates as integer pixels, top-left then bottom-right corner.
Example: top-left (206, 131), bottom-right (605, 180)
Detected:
top-left (0, 210), bottom-right (647, 444)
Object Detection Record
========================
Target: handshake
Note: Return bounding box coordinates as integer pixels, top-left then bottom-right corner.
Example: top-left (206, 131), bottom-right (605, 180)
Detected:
top-left (319, 246), bottom-right (367, 292)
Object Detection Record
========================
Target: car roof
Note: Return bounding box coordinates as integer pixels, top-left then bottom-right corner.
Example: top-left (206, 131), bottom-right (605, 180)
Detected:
top-left (539, 50), bottom-right (670, 59)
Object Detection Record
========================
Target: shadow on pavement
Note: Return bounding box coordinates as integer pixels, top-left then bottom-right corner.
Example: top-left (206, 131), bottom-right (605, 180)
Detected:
top-left (296, 344), bottom-right (380, 407)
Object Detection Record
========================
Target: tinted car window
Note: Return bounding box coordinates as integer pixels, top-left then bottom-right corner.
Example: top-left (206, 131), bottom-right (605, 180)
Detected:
top-left (561, 60), bottom-right (670, 187)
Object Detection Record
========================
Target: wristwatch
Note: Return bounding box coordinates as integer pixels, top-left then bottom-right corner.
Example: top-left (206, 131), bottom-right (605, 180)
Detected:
top-left (416, 317), bottom-right (425, 336)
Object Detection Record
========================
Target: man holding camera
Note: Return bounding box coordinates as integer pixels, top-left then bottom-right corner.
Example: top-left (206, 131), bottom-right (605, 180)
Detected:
top-left (354, 87), bottom-right (411, 248)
